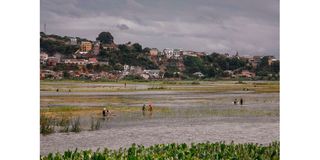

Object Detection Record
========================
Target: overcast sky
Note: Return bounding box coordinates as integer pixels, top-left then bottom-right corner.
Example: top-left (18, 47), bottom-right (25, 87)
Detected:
top-left (40, 0), bottom-right (279, 57)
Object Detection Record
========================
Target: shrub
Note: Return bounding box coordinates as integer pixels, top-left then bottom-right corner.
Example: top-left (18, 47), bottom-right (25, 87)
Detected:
top-left (191, 81), bottom-right (200, 85)
top-left (90, 117), bottom-right (101, 131)
top-left (40, 115), bottom-right (55, 135)
top-left (70, 117), bottom-right (81, 132)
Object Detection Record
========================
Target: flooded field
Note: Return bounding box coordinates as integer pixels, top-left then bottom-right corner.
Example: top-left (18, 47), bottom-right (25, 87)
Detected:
top-left (40, 81), bottom-right (279, 155)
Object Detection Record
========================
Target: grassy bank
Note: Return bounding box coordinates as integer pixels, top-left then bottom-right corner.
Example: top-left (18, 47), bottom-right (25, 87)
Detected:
top-left (41, 80), bottom-right (279, 93)
top-left (40, 106), bottom-right (171, 135)
top-left (41, 106), bottom-right (169, 117)
top-left (40, 141), bottom-right (279, 160)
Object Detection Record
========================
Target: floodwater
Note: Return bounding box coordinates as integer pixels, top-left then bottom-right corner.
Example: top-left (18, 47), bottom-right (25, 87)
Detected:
top-left (40, 88), bottom-right (279, 155)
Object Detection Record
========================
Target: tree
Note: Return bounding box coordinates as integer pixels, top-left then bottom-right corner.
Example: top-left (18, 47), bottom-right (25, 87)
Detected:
top-left (183, 56), bottom-right (204, 75)
top-left (259, 56), bottom-right (270, 68)
top-left (142, 47), bottom-right (151, 53)
top-left (40, 32), bottom-right (46, 37)
top-left (132, 43), bottom-right (142, 52)
top-left (114, 63), bottom-right (123, 71)
top-left (96, 32), bottom-right (114, 44)
top-left (63, 71), bottom-right (71, 79)
top-left (271, 61), bottom-right (280, 73)
top-left (86, 64), bottom-right (94, 71)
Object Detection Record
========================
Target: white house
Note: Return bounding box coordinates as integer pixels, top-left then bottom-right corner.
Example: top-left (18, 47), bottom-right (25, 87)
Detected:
top-left (163, 48), bottom-right (174, 59)
top-left (144, 69), bottom-right (161, 79)
top-left (193, 72), bottom-right (204, 78)
top-left (40, 52), bottom-right (48, 64)
top-left (70, 37), bottom-right (77, 45)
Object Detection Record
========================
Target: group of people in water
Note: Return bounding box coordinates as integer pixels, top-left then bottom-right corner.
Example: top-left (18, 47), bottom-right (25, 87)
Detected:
top-left (101, 98), bottom-right (245, 118)
top-left (102, 108), bottom-right (111, 117)
top-left (102, 108), bottom-right (114, 120)
top-left (142, 104), bottom-right (153, 116)
top-left (56, 89), bottom-right (71, 92)
top-left (142, 104), bottom-right (153, 112)
top-left (102, 103), bottom-right (153, 118)
top-left (233, 98), bottom-right (244, 105)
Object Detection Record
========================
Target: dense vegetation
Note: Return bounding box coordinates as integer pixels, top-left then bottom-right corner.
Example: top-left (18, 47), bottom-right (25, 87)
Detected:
top-left (40, 32), bottom-right (279, 80)
top-left (40, 142), bottom-right (279, 160)
top-left (40, 38), bottom-right (79, 56)
top-left (98, 43), bottom-right (158, 69)
top-left (96, 32), bottom-right (114, 44)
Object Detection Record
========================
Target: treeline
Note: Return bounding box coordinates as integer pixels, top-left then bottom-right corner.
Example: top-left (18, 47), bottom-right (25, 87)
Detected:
top-left (98, 44), bottom-right (157, 69)
top-left (40, 32), bottom-right (279, 80)
top-left (40, 32), bottom-right (88, 56)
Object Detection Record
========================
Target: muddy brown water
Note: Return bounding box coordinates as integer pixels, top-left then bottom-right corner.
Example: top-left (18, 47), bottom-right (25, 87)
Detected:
top-left (40, 91), bottom-right (279, 155)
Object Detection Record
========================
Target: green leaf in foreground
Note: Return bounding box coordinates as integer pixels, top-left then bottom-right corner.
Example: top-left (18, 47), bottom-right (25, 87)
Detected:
top-left (41, 141), bottom-right (279, 160)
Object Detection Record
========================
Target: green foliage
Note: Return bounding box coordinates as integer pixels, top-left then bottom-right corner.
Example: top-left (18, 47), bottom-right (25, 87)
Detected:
top-left (40, 36), bottom-right (79, 55)
top-left (96, 32), bottom-right (114, 44)
top-left (53, 64), bottom-right (80, 72)
top-left (97, 45), bottom-right (158, 69)
top-left (191, 81), bottom-right (200, 85)
top-left (90, 117), bottom-right (101, 131)
top-left (132, 43), bottom-right (142, 52)
top-left (41, 141), bottom-right (280, 160)
top-left (271, 60), bottom-right (280, 73)
top-left (256, 56), bottom-right (280, 78)
top-left (70, 117), bottom-right (81, 133)
top-left (40, 115), bottom-right (55, 135)
top-left (142, 47), bottom-right (151, 53)
top-left (183, 56), bottom-right (204, 74)
top-left (123, 75), bottom-right (144, 81)
top-left (57, 116), bottom-right (71, 133)
top-left (40, 32), bottom-right (279, 79)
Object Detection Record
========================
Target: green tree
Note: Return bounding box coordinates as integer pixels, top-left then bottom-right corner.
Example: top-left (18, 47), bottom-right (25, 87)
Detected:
top-left (142, 47), bottom-right (151, 53)
top-left (132, 43), bottom-right (142, 52)
top-left (271, 60), bottom-right (280, 73)
top-left (63, 71), bottom-right (70, 79)
top-left (96, 32), bottom-right (114, 44)
top-left (183, 56), bottom-right (204, 75)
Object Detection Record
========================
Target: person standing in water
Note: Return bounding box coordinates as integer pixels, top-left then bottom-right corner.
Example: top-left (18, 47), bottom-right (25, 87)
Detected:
top-left (142, 104), bottom-right (146, 116)
top-left (148, 104), bottom-right (153, 112)
top-left (142, 104), bottom-right (146, 112)
top-left (234, 99), bottom-right (238, 105)
top-left (102, 108), bottom-right (106, 117)
top-left (240, 98), bottom-right (243, 105)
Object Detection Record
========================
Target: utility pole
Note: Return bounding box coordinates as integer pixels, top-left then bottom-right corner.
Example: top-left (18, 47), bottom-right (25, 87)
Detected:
top-left (44, 23), bottom-right (47, 34)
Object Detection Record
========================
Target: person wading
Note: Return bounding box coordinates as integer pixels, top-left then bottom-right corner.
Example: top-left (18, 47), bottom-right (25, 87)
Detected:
top-left (102, 108), bottom-right (106, 117)
top-left (148, 104), bottom-right (153, 112)
top-left (240, 98), bottom-right (244, 105)
top-left (142, 104), bottom-right (146, 112)
top-left (142, 104), bottom-right (146, 116)
top-left (234, 99), bottom-right (238, 105)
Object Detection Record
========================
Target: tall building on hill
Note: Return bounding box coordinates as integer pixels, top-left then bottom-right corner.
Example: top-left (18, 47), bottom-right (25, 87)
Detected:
top-left (149, 48), bottom-right (158, 57)
top-left (70, 38), bottom-right (77, 45)
top-left (93, 41), bottom-right (100, 55)
top-left (80, 41), bottom-right (92, 52)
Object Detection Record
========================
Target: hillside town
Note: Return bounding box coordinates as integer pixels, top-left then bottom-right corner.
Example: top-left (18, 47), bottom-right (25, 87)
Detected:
top-left (40, 32), bottom-right (279, 81)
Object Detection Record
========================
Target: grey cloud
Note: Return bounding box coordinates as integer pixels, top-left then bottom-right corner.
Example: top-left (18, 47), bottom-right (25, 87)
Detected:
top-left (116, 24), bottom-right (130, 30)
top-left (41, 0), bottom-right (279, 57)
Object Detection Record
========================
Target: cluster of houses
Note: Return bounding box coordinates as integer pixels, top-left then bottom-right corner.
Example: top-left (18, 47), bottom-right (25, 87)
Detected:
top-left (121, 65), bottom-right (163, 80)
top-left (222, 70), bottom-right (256, 78)
top-left (148, 48), bottom-right (206, 60)
top-left (40, 52), bottom-right (99, 66)
top-left (40, 36), bottom-right (278, 80)
top-left (40, 70), bottom-right (119, 81)
top-left (248, 55), bottom-right (277, 69)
